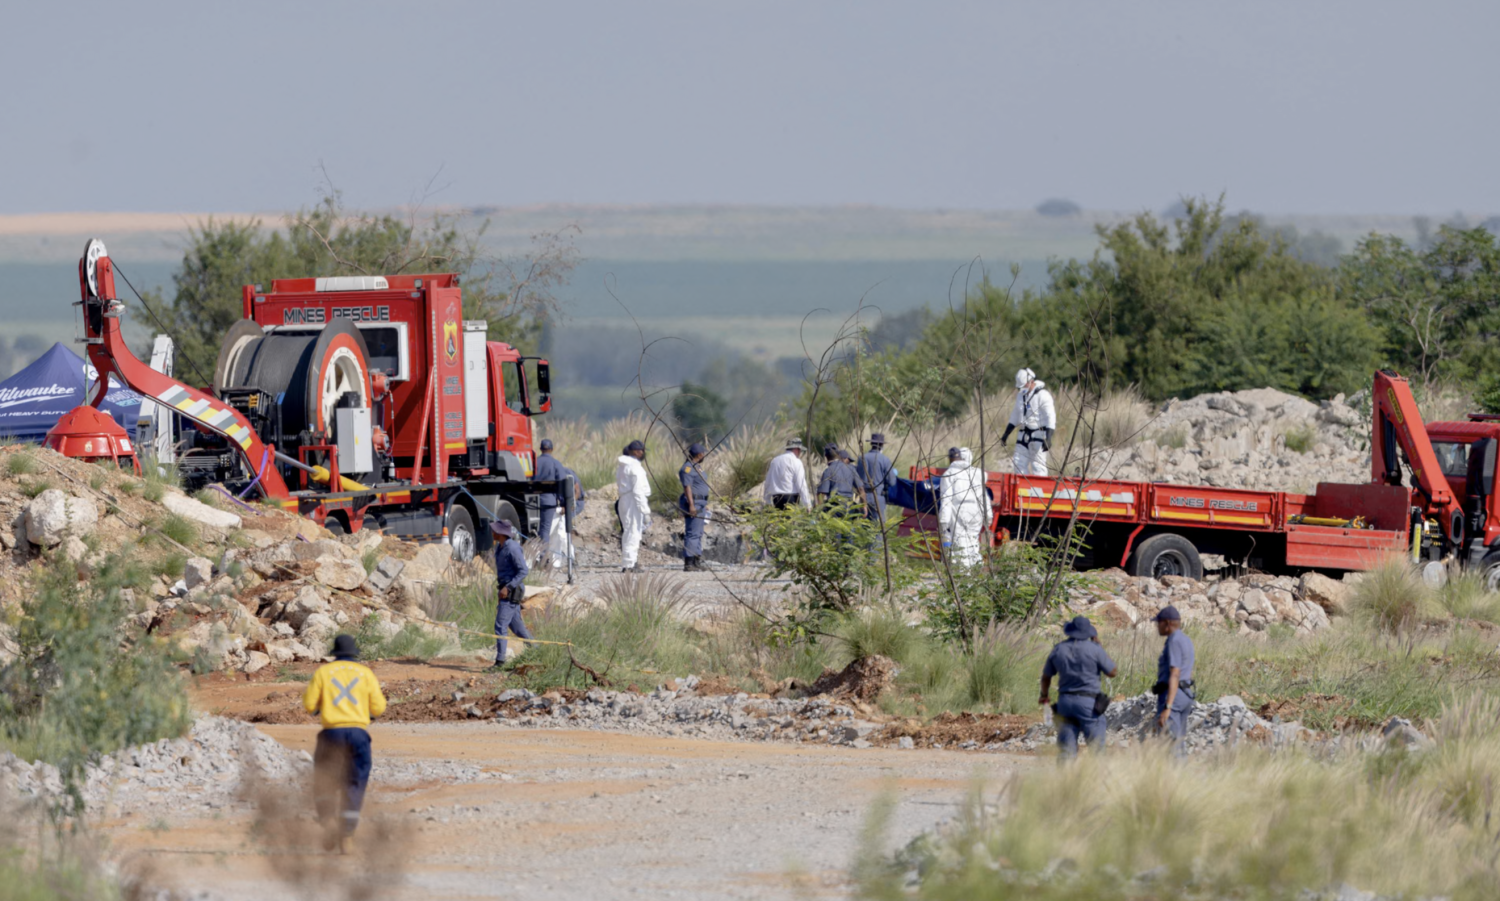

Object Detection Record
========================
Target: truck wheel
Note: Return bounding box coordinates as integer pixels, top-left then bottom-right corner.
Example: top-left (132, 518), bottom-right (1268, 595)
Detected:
top-left (1128, 533), bottom-right (1203, 580)
top-left (1479, 550), bottom-right (1500, 592)
top-left (447, 506), bottom-right (477, 564)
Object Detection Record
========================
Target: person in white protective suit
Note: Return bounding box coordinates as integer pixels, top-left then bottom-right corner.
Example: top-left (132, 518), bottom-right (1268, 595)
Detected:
top-left (615, 440), bottom-right (652, 572)
top-left (1001, 368), bottom-right (1056, 476)
top-left (548, 466), bottom-right (584, 570)
top-left (937, 446), bottom-right (989, 568)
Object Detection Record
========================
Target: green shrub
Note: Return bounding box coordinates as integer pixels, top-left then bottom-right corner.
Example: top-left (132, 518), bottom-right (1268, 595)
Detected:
top-left (0, 553), bottom-right (191, 814)
top-left (1438, 571), bottom-right (1500, 624)
top-left (1282, 422), bottom-right (1317, 454)
top-left (918, 537), bottom-right (1085, 644)
top-left (834, 605), bottom-right (923, 667)
top-left (1154, 423), bottom-right (1189, 449)
top-left (353, 615), bottom-right (451, 660)
top-left (18, 478), bottom-right (54, 499)
top-left (1353, 556), bottom-right (1437, 633)
top-left (746, 502), bottom-right (916, 618)
top-left (4, 450), bottom-right (40, 477)
top-left (145, 512), bottom-right (199, 549)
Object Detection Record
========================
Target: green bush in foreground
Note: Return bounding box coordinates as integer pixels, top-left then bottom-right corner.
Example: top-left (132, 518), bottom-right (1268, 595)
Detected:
top-left (0, 552), bottom-right (191, 814)
top-left (861, 698), bottom-right (1500, 900)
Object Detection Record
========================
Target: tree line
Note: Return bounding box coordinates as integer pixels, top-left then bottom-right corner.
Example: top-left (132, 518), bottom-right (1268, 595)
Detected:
top-left (803, 196), bottom-right (1500, 442)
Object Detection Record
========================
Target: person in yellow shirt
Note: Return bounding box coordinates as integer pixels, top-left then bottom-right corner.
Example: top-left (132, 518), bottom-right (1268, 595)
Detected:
top-left (303, 634), bottom-right (387, 852)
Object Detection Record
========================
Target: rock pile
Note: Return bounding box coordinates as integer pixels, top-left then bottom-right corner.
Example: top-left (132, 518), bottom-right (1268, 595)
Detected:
top-left (0, 715), bottom-right (502, 816)
top-left (1072, 569), bottom-right (1352, 635)
top-left (493, 682), bottom-right (885, 747)
top-left (1094, 386), bottom-right (1372, 491)
top-left (0, 446), bottom-right (464, 674)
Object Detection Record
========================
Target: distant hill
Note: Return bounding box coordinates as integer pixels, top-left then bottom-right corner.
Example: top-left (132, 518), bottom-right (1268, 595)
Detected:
top-left (0, 204), bottom-right (1433, 264)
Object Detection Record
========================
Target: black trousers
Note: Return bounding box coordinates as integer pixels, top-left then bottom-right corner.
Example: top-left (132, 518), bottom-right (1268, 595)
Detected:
top-left (771, 494), bottom-right (800, 510)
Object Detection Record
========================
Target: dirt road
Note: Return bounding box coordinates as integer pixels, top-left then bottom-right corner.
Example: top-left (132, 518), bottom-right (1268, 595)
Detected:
top-left (110, 721), bottom-right (1027, 900)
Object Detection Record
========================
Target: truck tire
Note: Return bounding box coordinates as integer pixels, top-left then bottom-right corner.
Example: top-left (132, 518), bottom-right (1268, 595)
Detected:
top-left (447, 505), bottom-right (477, 564)
top-left (1479, 549), bottom-right (1500, 592)
top-left (1127, 533), bottom-right (1203, 580)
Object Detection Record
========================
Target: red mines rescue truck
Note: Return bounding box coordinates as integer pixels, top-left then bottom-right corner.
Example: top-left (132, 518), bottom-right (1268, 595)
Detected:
top-left (908, 370), bottom-right (1500, 584)
top-left (77, 240), bottom-right (573, 574)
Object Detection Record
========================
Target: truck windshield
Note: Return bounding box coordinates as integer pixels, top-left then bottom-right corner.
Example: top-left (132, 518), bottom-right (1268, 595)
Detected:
top-left (1432, 442), bottom-right (1470, 480)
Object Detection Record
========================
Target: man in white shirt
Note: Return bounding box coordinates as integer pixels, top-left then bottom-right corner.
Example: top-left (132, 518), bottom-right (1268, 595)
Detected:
top-left (762, 438), bottom-right (813, 510)
top-left (615, 439), bottom-right (652, 572)
top-left (1001, 368), bottom-right (1057, 477)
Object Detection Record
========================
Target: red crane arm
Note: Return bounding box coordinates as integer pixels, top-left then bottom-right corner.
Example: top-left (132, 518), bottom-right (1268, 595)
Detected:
top-left (1371, 369), bottom-right (1460, 537)
top-left (77, 240), bottom-right (291, 501)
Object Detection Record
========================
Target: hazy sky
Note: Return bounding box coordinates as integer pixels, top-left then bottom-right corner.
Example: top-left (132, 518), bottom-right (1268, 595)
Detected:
top-left (2, 1), bottom-right (1494, 215)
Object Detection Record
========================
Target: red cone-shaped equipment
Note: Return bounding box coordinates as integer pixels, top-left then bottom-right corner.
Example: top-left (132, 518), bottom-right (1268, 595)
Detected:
top-left (44, 405), bottom-right (141, 474)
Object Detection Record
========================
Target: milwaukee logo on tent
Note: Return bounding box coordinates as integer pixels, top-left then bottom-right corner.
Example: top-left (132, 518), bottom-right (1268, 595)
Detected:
top-left (0, 384), bottom-right (73, 409)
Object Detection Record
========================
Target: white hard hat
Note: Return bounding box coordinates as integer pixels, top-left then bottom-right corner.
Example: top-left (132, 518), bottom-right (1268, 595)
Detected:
top-left (1015, 368), bottom-right (1035, 390)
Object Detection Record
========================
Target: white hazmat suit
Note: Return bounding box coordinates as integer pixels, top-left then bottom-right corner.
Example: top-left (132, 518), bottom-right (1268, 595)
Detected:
top-left (1008, 370), bottom-right (1056, 477)
top-left (615, 454), bottom-right (652, 569)
top-left (938, 447), bottom-right (988, 568)
top-left (548, 510), bottom-right (574, 570)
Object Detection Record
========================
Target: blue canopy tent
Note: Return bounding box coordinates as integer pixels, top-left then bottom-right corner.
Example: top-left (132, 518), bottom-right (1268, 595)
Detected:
top-left (0, 343), bottom-right (143, 442)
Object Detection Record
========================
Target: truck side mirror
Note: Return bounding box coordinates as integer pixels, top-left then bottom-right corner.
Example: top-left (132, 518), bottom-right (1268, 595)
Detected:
top-left (535, 360), bottom-right (551, 413)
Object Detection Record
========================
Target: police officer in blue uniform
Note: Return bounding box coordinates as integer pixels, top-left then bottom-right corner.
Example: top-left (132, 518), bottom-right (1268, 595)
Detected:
top-left (856, 433), bottom-right (896, 525)
top-left (678, 442), bottom-right (711, 572)
top-left (489, 520), bottom-right (532, 671)
top-left (817, 446), bottom-right (867, 515)
top-left (1153, 605), bottom-right (1196, 752)
top-left (533, 438), bottom-right (567, 566)
top-left (1039, 616), bottom-right (1117, 758)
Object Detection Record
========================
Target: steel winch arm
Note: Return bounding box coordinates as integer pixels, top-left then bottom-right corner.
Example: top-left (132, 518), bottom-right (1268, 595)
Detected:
top-left (76, 239), bottom-right (292, 501)
top-left (1371, 369), bottom-right (1462, 539)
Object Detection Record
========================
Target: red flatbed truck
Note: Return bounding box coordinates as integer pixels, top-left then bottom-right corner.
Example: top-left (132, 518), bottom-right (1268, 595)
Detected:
top-left (73, 240), bottom-right (575, 574)
top-left (906, 371), bottom-right (1500, 582)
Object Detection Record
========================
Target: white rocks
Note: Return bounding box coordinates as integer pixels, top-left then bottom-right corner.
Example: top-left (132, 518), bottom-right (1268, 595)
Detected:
top-left (282, 585), bottom-right (331, 629)
top-left (1298, 572), bottom-right (1350, 616)
top-left (314, 558), bottom-right (366, 591)
top-left (25, 489), bottom-right (97, 547)
top-left (162, 492), bottom-right (241, 530)
top-left (242, 650), bottom-right (271, 674)
top-left (298, 612), bottom-right (338, 647)
top-left (183, 556), bottom-right (214, 590)
top-left (364, 556), bottom-right (404, 594)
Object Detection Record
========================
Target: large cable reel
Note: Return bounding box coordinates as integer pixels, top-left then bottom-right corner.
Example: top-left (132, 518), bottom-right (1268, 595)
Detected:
top-left (215, 319), bottom-right (375, 474)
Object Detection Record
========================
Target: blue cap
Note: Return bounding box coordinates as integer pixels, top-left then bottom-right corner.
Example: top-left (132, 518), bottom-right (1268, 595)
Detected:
top-left (1063, 616), bottom-right (1097, 639)
top-left (1154, 605), bottom-right (1182, 622)
top-left (625, 440), bottom-right (646, 453)
top-left (539, 438), bottom-right (554, 451)
top-left (687, 442), bottom-right (706, 457)
top-left (838, 449), bottom-right (854, 461)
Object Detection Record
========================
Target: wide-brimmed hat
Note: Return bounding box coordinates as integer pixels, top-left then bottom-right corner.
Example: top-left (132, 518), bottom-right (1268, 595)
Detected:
top-left (490, 519), bottom-right (517, 539)
top-left (869, 433), bottom-right (886, 446)
top-left (1062, 616), bottom-right (1097, 639)
top-left (785, 438), bottom-right (804, 451)
top-left (331, 634), bottom-right (359, 660)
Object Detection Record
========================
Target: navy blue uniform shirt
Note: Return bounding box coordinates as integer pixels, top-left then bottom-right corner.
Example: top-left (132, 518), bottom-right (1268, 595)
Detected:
top-left (856, 450), bottom-right (896, 503)
top-left (1157, 630), bottom-right (1195, 684)
top-left (494, 538), bottom-right (529, 600)
top-left (678, 458), bottom-right (711, 511)
top-left (817, 460), bottom-right (866, 499)
top-left (1043, 637), bottom-right (1117, 695)
top-left (534, 453), bottom-right (566, 508)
